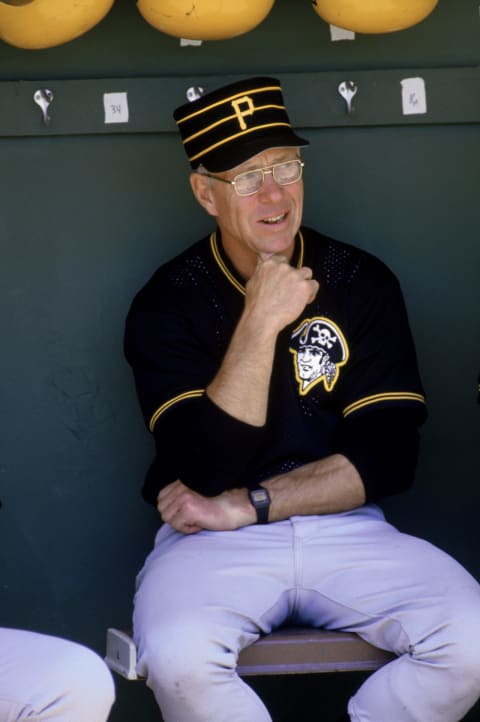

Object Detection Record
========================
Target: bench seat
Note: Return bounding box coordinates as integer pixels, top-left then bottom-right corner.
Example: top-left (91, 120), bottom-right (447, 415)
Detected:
top-left (105, 626), bottom-right (395, 680)
top-left (237, 627), bottom-right (394, 676)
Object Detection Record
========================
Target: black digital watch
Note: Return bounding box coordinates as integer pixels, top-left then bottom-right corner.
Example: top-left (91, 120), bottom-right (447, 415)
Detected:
top-left (248, 486), bottom-right (271, 524)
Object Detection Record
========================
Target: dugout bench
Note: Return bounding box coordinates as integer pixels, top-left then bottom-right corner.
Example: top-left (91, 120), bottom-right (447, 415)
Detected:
top-left (105, 626), bottom-right (395, 680)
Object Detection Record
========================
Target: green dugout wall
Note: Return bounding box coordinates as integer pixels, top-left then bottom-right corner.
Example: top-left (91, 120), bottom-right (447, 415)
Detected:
top-left (0, 1), bottom-right (479, 720)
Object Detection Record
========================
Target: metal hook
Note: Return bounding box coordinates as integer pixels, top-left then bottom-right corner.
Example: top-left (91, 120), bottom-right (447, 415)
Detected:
top-left (338, 81), bottom-right (357, 114)
top-left (33, 89), bottom-right (54, 126)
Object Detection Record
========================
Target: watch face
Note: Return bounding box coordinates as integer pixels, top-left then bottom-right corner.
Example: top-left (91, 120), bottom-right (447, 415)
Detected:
top-left (251, 489), bottom-right (268, 504)
top-left (249, 487), bottom-right (270, 524)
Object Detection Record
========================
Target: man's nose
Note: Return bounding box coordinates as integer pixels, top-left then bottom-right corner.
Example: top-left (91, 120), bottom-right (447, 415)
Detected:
top-left (258, 169), bottom-right (283, 199)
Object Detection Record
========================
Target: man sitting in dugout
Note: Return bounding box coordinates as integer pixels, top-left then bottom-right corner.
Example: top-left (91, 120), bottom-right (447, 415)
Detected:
top-left (124, 76), bottom-right (480, 722)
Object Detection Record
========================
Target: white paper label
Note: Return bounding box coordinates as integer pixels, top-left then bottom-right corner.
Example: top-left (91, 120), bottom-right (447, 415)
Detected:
top-left (103, 92), bottom-right (129, 124)
top-left (330, 24), bottom-right (355, 41)
top-left (180, 38), bottom-right (203, 46)
top-left (401, 77), bottom-right (427, 115)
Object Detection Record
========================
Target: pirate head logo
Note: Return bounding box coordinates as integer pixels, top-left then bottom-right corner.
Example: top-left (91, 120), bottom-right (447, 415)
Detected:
top-left (289, 317), bottom-right (349, 395)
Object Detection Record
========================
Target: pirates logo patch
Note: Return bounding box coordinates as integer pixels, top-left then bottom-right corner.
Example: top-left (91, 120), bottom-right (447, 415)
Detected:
top-left (289, 317), bottom-right (349, 395)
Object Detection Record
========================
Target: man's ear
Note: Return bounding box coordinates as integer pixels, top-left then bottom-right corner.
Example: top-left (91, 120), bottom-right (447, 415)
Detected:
top-left (190, 172), bottom-right (218, 217)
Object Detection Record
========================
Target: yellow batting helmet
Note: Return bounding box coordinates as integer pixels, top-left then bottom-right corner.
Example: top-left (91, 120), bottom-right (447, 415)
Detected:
top-left (311, 0), bottom-right (439, 34)
top-left (0, 0), bottom-right (115, 50)
top-left (137, 0), bottom-right (275, 41)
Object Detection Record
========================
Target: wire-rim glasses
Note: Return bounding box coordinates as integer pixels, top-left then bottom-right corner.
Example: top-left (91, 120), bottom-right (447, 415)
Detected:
top-left (197, 159), bottom-right (304, 197)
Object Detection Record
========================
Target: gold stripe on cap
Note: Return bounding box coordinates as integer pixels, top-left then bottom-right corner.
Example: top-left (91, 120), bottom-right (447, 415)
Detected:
top-left (183, 104), bottom-right (286, 146)
top-left (176, 85), bottom-right (282, 124)
top-left (189, 122), bottom-right (292, 163)
top-left (149, 389), bottom-right (205, 431)
top-left (342, 392), bottom-right (426, 418)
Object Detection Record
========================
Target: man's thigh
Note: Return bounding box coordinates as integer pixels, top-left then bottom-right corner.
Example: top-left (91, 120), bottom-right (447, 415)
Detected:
top-left (293, 506), bottom-right (480, 653)
top-left (134, 520), bottom-right (300, 636)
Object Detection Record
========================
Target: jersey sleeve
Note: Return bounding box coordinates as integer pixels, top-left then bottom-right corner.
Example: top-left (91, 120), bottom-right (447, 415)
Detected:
top-left (334, 406), bottom-right (422, 502)
top-left (124, 286), bottom-right (264, 503)
top-left (337, 256), bottom-right (427, 421)
top-left (331, 255), bottom-right (427, 501)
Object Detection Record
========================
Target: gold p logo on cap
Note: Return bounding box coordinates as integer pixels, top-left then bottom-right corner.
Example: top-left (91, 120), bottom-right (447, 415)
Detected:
top-left (231, 95), bottom-right (255, 130)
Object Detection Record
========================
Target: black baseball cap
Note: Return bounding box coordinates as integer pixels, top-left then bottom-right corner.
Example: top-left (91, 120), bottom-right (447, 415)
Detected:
top-left (173, 76), bottom-right (309, 172)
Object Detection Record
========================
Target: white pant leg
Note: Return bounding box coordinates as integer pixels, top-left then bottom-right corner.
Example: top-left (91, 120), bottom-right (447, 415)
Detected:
top-left (293, 507), bottom-right (480, 722)
top-left (134, 521), bottom-right (300, 722)
top-left (0, 628), bottom-right (115, 722)
top-left (134, 509), bottom-right (480, 722)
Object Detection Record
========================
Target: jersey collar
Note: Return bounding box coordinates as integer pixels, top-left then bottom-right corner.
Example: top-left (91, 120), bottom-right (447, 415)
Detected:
top-left (210, 229), bottom-right (305, 296)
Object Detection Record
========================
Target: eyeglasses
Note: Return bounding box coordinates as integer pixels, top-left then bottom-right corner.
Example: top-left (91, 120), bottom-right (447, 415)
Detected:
top-left (198, 159), bottom-right (304, 197)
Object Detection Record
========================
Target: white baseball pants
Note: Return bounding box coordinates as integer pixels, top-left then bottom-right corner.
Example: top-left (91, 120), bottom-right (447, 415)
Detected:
top-left (0, 628), bottom-right (115, 722)
top-left (134, 505), bottom-right (480, 722)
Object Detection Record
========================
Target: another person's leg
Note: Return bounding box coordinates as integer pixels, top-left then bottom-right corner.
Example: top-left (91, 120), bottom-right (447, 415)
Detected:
top-left (296, 505), bottom-right (480, 722)
top-left (134, 522), bottom-right (297, 722)
top-left (0, 627), bottom-right (115, 722)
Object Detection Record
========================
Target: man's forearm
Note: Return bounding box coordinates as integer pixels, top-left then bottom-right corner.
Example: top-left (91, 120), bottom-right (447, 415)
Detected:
top-left (206, 309), bottom-right (277, 427)
top-left (206, 254), bottom-right (319, 427)
top-left (158, 454), bottom-right (366, 534)
top-left (261, 453), bottom-right (366, 521)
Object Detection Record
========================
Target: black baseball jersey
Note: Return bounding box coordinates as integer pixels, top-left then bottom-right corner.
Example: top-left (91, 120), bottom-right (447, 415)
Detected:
top-left (125, 226), bottom-right (427, 505)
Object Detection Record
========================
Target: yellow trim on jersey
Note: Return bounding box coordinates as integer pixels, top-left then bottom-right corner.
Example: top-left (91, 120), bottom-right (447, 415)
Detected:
top-left (343, 392), bottom-right (426, 418)
top-left (297, 230), bottom-right (305, 267)
top-left (189, 122), bottom-right (292, 163)
top-left (210, 231), bottom-right (305, 294)
top-left (210, 233), bottom-right (245, 295)
top-left (149, 389), bottom-right (205, 432)
top-left (183, 105), bottom-right (286, 145)
top-left (176, 85), bottom-right (283, 124)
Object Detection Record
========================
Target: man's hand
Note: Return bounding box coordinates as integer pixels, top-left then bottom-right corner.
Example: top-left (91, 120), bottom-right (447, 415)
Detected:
top-left (245, 255), bottom-right (319, 334)
top-left (157, 480), bottom-right (256, 535)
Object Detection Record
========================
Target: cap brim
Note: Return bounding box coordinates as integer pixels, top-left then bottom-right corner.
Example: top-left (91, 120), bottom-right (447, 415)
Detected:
top-left (199, 130), bottom-right (310, 172)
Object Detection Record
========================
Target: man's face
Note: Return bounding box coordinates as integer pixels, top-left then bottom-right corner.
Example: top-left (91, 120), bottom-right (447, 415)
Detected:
top-left (297, 346), bottom-right (326, 381)
top-left (191, 147), bottom-right (304, 278)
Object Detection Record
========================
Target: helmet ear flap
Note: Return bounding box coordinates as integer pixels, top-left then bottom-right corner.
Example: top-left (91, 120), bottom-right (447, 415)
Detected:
top-left (137, 0), bottom-right (275, 40)
top-left (311, 0), bottom-right (439, 34)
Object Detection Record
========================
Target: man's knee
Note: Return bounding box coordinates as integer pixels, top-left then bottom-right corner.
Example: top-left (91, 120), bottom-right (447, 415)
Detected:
top-left (67, 642), bottom-right (116, 712)
top-left (0, 636), bottom-right (115, 722)
top-left (447, 618), bottom-right (480, 694)
top-left (137, 618), bottom-right (237, 693)
top-left (416, 610), bottom-right (480, 699)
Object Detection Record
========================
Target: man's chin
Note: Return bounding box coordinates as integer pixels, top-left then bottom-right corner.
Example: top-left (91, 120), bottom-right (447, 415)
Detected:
top-left (257, 233), bottom-right (296, 258)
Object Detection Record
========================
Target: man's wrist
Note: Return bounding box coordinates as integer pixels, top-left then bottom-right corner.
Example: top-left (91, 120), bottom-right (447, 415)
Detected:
top-left (248, 485), bottom-right (271, 524)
